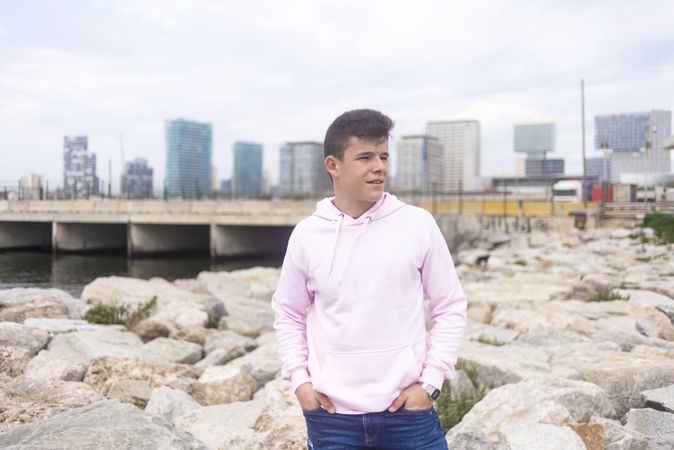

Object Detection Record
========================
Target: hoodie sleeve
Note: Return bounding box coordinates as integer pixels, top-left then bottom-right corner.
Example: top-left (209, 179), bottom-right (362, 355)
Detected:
top-left (418, 215), bottom-right (468, 389)
top-left (271, 227), bottom-right (314, 393)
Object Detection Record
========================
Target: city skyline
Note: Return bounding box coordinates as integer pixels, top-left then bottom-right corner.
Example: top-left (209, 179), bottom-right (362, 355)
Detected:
top-left (2, 1), bottom-right (674, 191)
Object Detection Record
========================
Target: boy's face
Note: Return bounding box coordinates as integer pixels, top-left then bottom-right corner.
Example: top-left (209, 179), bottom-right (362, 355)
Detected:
top-left (329, 136), bottom-right (389, 205)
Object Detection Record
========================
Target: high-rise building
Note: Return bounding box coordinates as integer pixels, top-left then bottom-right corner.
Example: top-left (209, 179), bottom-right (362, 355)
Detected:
top-left (397, 135), bottom-right (443, 194)
top-left (63, 136), bottom-right (99, 199)
top-left (513, 123), bottom-right (562, 177)
top-left (165, 119), bottom-right (212, 199)
top-left (425, 120), bottom-right (480, 192)
top-left (595, 110), bottom-right (671, 183)
top-left (514, 123), bottom-right (555, 158)
top-left (18, 173), bottom-right (45, 200)
top-left (233, 141), bottom-right (263, 198)
top-left (586, 157), bottom-right (611, 183)
top-left (279, 141), bottom-right (331, 198)
top-left (121, 158), bottom-right (153, 199)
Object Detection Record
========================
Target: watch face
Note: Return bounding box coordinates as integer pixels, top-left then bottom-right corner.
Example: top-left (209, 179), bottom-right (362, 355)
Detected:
top-left (430, 389), bottom-right (440, 400)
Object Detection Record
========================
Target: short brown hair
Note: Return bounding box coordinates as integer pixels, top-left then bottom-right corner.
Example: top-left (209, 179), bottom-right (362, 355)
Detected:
top-left (324, 109), bottom-right (394, 160)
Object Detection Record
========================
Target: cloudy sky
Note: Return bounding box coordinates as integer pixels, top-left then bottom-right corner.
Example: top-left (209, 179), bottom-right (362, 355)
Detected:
top-left (1, 0), bottom-right (673, 192)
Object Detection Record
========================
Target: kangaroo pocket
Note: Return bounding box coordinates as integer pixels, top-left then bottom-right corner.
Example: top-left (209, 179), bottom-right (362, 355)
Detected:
top-left (316, 345), bottom-right (419, 412)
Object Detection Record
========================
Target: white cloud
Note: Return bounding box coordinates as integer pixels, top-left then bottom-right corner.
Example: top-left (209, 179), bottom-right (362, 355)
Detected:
top-left (1, 0), bottom-right (674, 191)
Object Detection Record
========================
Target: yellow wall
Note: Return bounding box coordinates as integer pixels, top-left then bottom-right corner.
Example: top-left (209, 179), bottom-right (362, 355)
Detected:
top-left (416, 200), bottom-right (595, 217)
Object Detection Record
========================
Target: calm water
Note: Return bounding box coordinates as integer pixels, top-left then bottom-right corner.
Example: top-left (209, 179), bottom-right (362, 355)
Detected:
top-left (0, 251), bottom-right (284, 298)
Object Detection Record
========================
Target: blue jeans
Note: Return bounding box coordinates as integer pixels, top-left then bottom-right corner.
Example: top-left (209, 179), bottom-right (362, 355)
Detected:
top-left (302, 407), bottom-right (448, 450)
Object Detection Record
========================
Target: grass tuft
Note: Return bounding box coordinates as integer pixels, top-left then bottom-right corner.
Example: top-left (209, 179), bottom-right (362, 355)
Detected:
top-left (587, 290), bottom-right (630, 302)
top-left (84, 296), bottom-right (157, 329)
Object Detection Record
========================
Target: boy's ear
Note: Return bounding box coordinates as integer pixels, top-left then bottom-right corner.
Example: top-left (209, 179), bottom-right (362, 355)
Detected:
top-left (325, 155), bottom-right (339, 178)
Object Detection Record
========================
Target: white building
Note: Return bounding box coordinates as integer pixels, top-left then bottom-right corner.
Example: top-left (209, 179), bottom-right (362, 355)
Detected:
top-left (63, 136), bottom-right (99, 199)
top-left (397, 135), bottom-right (443, 194)
top-left (279, 141), bottom-right (331, 198)
top-left (425, 120), bottom-right (480, 192)
top-left (18, 173), bottom-right (45, 200)
top-left (595, 110), bottom-right (672, 183)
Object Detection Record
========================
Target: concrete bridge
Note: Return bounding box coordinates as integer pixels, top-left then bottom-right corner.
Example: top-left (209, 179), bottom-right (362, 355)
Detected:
top-left (0, 199), bottom-right (317, 256)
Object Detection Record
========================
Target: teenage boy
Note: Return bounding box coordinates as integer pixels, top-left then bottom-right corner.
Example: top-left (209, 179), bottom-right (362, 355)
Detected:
top-left (272, 109), bottom-right (467, 449)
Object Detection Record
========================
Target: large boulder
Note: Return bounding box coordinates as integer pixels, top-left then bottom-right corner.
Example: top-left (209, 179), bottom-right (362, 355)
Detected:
top-left (23, 349), bottom-right (88, 381)
top-left (623, 408), bottom-right (674, 449)
top-left (107, 378), bottom-right (153, 408)
top-left (203, 330), bottom-right (257, 362)
top-left (224, 341), bottom-right (281, 386)
top-left (192, 364), bottom-right (257, 405)
top-left (145, 386), bottom-right (201, 426)
top-left (80, 276), bottom-right (223, 328)
top-left (141, 337), bottom-right (203, 365)
top-left (197, 271), bottom-right (251, 300)
top-left (23, 318), bottom-right (125, 335)
top-left (641, 384), bottom-right (674, 413)
top-left (175, 400), bottom-right (265, 449)
top-left (0, 288), bottom-right (88, 322)
top-left (0, 377), bottom-right (104, 433)
top-left (496, 422), bottom-right (586, 450)
top-left (218, 297), bottom-right (274, 338)
top-left (0, 345), bottom-right (33, 377)
top-left (229, 266), bottom-right (280, 301)
top-left (447, 378), bottom-right (615, 440)
top-left (0, 322), bottom-right (49, 355)
top-left (47, 329), bottom-right (144, 362)
top-left (0, 399), bottom-right (207, 449)
top-left (247, 378), bottom-right (307, 450)
top-left (82, 356), bottom-right (201, 399)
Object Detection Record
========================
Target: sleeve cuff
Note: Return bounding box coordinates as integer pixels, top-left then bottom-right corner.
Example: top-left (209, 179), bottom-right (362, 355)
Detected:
top-left (290, 368), bottom-right (311, 393)
top-left (419, 365), bottom-right (449, 391)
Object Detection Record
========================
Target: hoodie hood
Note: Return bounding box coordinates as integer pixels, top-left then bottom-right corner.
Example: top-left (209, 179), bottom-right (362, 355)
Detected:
top-left (312, 192), bottom-right (405, 225)
top-left (312, 193), bottom-right (405, 277)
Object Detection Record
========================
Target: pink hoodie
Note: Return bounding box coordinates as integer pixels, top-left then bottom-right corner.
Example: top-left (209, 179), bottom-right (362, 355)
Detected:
top-left (271, 193), bottom-right (467, 414)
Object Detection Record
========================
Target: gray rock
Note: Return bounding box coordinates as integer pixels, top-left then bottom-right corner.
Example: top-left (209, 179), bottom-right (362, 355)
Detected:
top-left (203, 330), bottom-right (257, 362)
top-left (449, 378), bottom-right (615, 440)
top-left (23, 318), bottom-right (125, 335)
top-left (193, 347), bottom-right (230, 370)
top-left (515, 329), bottom-right (592, 347)
top-left (218, 297), bottom-right (274, 338)
top-left (0, 377), bottom-right (104, 433)
top-left (47, 329), bottom-right (144, 362)
top-left (145, 386), bottom-right (201, 425)
top-left (141, 337), bottom-right (203, 365)
top-left (107, 379), bottom-right (153, 408)
top-left (23, 350), bottom-right (88, 381)
top-left (589, 416), bottom-right (650, 450)
top-left (193, 363), bottom-right (257, 405)
top-left (0, 288), bottom-right (88, 321)
top-left (642, 384), bottom-right (674, 413)
top-left (0, 345), bottom-right (33, 377)
top-left (445, 430), bottom-right (495, 450)
top-left (449, 369), bottom-right (478, 400)
top-left (82, 356), bottom-right (201, 401)
top-left (175, 400), bottom-right (265, 450)
top-left (197, 271), bottom-right (251, 300)
top-left (496, 422), bottom-right (586, 450)
top-left (131, 318), bottom-right (171, 342)
top-left (623, 408), bottom-right (674, 449)
top-left (464, 321), bottom-right (519, 345)
top-left (0, 322), bottom-right (50, 355)
top-left (0, 399), bottom-right (207, 449)
top-left (225, 342), bottom-right (281, 386)
top-left (175, 308), bottom-right (208, 329)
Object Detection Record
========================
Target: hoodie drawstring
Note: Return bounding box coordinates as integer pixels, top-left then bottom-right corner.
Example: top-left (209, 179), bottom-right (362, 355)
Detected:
top-left (330, 215), bottom-right (372, 280)
top-left (328, 213), bottom-right (344, 275)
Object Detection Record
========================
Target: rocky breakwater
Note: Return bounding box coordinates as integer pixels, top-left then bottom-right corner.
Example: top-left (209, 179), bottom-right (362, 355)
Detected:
top-left (1, 225), bottom-right (673, 449)
top-left (449, 226), bottom-right (674, 449)
top-left (0, 267), bottom-right (306, 450)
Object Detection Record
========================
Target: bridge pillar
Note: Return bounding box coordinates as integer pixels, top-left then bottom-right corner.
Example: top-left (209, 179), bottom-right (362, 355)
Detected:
top-left (211, 225), bottom-right (292, 257)
top-left (0, 221), bottom-right (51, 249)
top-left (52, 222), bottom-right (127, 253)
top-left (128, 223), bottom-right (210, 255)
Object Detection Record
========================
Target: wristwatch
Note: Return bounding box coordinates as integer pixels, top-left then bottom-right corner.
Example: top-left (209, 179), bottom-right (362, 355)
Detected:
top-left (419, 382), bottom-right (441, 400)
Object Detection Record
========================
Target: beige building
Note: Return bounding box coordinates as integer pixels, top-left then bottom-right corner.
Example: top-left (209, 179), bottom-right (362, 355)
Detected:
top-left (425, 120), bottom-right (480, 192)
top-left (397, 135), bottom-right (443, 194)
